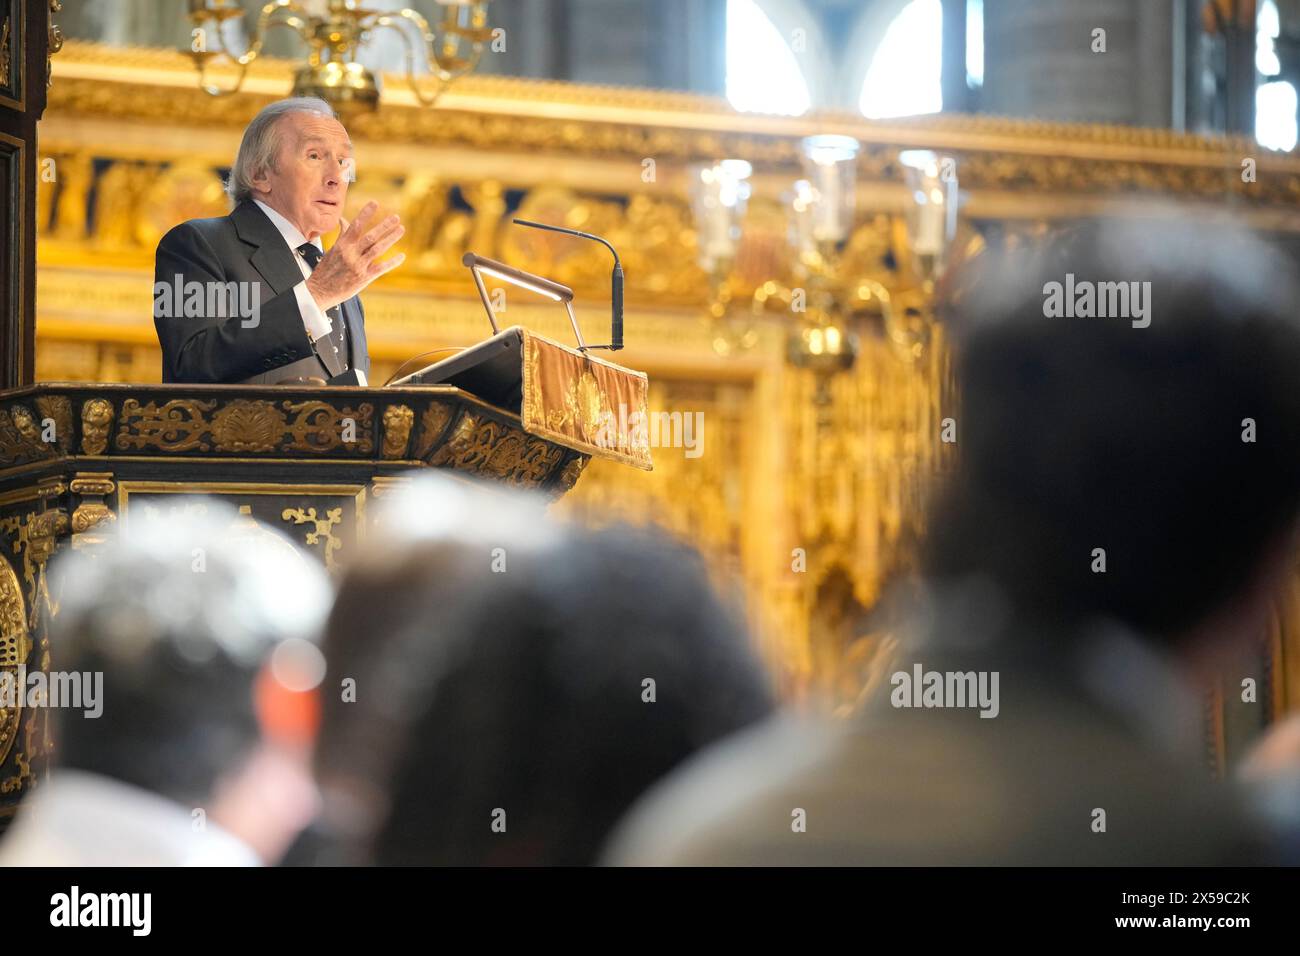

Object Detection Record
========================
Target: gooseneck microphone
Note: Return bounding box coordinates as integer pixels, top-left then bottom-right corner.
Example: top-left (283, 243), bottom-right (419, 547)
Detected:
top-left (511, 218), bottom-right (624, 351)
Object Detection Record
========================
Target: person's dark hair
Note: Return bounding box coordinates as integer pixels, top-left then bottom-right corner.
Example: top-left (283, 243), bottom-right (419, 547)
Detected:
top-left (48, 505), bottom-right (330, 805)
top-left (316, 481), bottom-right (774, 865)
top-left (925, 217), bottom-right (1300, 642)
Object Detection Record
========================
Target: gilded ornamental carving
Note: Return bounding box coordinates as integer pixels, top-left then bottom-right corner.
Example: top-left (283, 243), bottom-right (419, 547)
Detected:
top-left (43, 41), bottom-right (1300, 213)
top-left (281, 506), bottom-right (345, 570)
top-left (429, 412), bottom-right (567, 487)
top-left (79, 398), bottom-right (114, 455)
top-left (380, 404), bottom-right (415, 459)
top-left (0, 406), bottom-right (54, 465)
top-left (0, 555), bottom-right (31, 769)
top-left (411, 402), bottom-right (455, 460)
top-left (115, 397), bottom-right (378, 455)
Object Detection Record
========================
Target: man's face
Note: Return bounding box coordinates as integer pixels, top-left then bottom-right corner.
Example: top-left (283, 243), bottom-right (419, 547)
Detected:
top-left (251, 111), bottom-right (353, 240)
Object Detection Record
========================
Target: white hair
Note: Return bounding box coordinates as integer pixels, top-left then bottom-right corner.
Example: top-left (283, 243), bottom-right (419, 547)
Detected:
top-left (225, 97), bottom-right (339, 204)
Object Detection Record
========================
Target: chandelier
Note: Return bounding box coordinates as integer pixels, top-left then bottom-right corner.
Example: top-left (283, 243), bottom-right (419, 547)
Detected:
top-left (690, 136), bottom-right (962, 373)
top-left (186, 0), bottom-right (494, 112)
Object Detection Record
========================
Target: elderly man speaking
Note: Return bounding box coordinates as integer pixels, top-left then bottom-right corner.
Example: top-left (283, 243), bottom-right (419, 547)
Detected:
top-left (154, 97), bottom-right (404, 385)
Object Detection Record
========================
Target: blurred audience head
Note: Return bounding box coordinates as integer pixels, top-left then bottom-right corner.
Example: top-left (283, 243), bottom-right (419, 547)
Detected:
top-left (314, 474), bottom-right (774, 865)
top-left (45, 501), bottom-right (331, 863)
top-left (927, 216), bottom-right (1300, 657)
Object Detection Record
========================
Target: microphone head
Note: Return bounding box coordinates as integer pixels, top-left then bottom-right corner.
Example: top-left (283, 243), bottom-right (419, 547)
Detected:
top-left (612, 263), bottom-right (624, 351)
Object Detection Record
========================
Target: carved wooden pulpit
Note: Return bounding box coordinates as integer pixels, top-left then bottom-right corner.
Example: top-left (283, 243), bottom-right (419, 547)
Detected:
top-left (0, 327), bottom-right (652, 824)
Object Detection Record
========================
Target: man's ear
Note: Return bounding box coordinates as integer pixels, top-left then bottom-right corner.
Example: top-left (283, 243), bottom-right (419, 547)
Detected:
top-left (249, 166), bottom-right (272, 197)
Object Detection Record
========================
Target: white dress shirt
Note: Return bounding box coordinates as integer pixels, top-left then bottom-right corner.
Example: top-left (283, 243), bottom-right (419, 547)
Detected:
top-left (253, 200), bottom-right (367, 385)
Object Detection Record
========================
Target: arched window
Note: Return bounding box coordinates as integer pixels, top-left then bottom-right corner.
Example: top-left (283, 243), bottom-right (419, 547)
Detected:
top-left (1257, 0), bottom-right (1298, 151)
top-left (859, 0), bottom-right (944, 119)
top-left (725, 0), bottom-right (812, 116)
top-left (966, 0), bottom-right (984, 89)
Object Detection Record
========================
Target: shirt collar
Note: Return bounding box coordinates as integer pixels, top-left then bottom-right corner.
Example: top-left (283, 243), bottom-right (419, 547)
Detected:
top-left (253, 200), bottom-right (322, 254)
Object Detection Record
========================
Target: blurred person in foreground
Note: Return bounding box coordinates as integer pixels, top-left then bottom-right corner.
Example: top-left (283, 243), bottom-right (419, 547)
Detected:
top-left (1238, 713), bottom-right (1300, 861)
top-left (308, 474), bottom-right (774, 865)
top-left (604, 218), bottom-right (1300, 865)
top-left (0, 504), bottom-right (330, 866)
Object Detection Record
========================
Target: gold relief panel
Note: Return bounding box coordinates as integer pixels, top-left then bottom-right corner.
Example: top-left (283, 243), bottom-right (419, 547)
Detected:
top-left (0, 0), bottom-right (21, 110)
top-left (117, 482), bottom-right (368, 572)
top-left (136, 161), bottom-right (229, 250)
top-left (0, 18), bottom-right (10, 96)
top-left (32, 395), bottom-right (72, 454)
top-left (88, 160), bottom-right (165, 250)
top-left (210, 400), bottom-right (282, 452)
top-left (281, 506), bottom-right (345, 571)
top-left (0, 404), bottom-right (56, 466)
top-left (69, 471), bottom-right (117, 547)
top-left (0, 553), bottom-right (30, 769)
top-left (46, 0), bottom-right (62, 89)
top-left (381, 404), bottom-right (415, 460)
top-left (411, 401), bottom-right (455, 459)
top-left (115, 397), bottom-right (377, 455)
top-left (427, 411), bottom-right (567, 488)
top-left (24, 507), bottom-right (68, 572)
top-left (79, 398), bottom-right (114, 455)
top-left (42, 42), bottom-right (1300, 215)
top-left (1, 505), bottom-right (69, 607)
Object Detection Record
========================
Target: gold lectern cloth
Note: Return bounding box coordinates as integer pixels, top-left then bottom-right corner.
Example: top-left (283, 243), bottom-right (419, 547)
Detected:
top-left (520, 328), bottom-right (653, 471)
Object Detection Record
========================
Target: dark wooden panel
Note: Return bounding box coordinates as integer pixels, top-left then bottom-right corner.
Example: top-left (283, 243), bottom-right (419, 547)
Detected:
top-left (0, 135), bottom-right (22, 389)
top-left (0, 0), bottom-right (52, 389)
top-left (0, 0), bottom-right (25, 109)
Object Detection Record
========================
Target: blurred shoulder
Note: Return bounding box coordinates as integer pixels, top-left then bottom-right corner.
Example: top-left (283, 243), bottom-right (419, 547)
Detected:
top-left (601, 713), bottom-right (840, 866)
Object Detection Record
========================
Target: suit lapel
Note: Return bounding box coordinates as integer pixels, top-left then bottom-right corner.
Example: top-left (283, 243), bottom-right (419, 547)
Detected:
top-left (231, 201), bottom-right (335, 377)
top-left (231, 201), bottom-right (308, 297)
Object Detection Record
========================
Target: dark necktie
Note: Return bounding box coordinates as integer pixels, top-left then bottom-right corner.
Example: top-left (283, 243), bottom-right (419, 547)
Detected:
top-left (296, 242), bottom-right (349, 376)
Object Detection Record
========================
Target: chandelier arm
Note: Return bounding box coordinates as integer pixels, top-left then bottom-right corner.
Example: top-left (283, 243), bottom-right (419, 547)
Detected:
top-left (195, 57), bottom-right (250, 97)
top-left (239, 1), bottom-right (312, 67)
top-left (194, 1), bottom-right (309, 96)
top-left (435, 4), bottom-right (490, 82)
top-left (396, 7), bottom-right (480, 83)
top-left (372, 13), bottom-right (445, 107)
top-left (446, 37), bottom-right (487, 82)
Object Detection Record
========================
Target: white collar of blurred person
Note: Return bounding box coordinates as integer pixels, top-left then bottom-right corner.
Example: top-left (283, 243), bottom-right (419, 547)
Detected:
top-left (254, 199), bottom-right (322, 255)
top-left (366, 473), bottom-right (565, 557)
top-left (1075, 621), bottom-right (1203, 762)
top-left (892, 574), bottom-right (1202, 761)
top-left (0, 769), bottom-right (260, 867)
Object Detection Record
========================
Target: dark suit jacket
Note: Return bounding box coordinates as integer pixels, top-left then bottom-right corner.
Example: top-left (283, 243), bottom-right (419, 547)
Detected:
top-left (154, 200), bottom-right (370, 384)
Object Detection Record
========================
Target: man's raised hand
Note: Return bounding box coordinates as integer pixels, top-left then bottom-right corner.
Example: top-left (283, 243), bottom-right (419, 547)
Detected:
top-left (305, 200), bottom-right (406, 311)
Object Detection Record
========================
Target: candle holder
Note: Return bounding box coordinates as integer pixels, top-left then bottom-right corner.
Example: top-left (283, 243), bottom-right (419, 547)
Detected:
top-left (185, 0), bottom-right (494, 112)
top-left (688, 159), bottom-right (757, 355)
